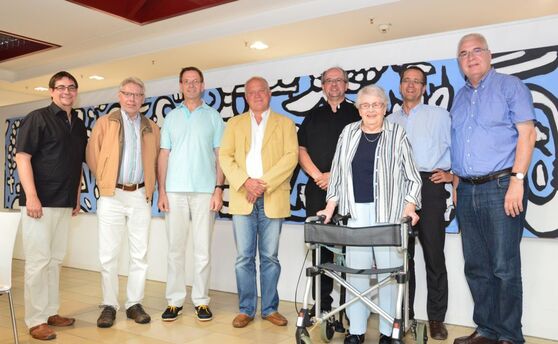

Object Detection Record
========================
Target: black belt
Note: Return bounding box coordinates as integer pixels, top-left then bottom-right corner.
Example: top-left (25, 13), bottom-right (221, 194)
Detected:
top-left (460, 168), bottom-right (511, 185)
top-left (116, 182), bottom-right (145, 191)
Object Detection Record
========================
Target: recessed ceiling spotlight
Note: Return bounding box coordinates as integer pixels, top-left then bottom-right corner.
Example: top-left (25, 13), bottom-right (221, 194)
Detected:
top-left (249, 41), bottom-right (269, 50)
top-left (378, 23), bottom-right (391, 34)
top-left (34, 86), bottom-right (48, 91)
top-left (89, 75), bottom-right (105, 80)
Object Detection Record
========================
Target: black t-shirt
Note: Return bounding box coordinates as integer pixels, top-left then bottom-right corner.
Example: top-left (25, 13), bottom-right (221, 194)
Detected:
top-left (16, 102), bottom-right (88, 207)
top-left (352, 131), bottom-right (381, 203)
top-left (298, 98), bottom-right (360, 175)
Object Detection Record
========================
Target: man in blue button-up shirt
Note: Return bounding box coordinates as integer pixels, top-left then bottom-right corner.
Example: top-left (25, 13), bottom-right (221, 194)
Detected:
top-left (451, 33), bottom-right (536, 344)
top-left (388, 66), bottom-right (451, 341)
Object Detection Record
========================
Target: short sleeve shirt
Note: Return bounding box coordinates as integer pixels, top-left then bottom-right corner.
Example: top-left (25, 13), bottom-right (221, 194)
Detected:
top-left (298, 98), bottom-right (361, 173)
top-left (16, 102), bottom-right (88, 207)
top-left (160, 102), bottom-right (225, 193)
top-left (450, 69), bottom-right (535, 177)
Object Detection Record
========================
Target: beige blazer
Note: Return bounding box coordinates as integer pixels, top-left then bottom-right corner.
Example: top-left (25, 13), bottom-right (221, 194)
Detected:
top-left (219, 111), bottom-right (298, 218)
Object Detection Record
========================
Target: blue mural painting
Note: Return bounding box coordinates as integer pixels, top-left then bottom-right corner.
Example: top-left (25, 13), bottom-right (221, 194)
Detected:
top-left (4, 44), bottom-right (558, 238)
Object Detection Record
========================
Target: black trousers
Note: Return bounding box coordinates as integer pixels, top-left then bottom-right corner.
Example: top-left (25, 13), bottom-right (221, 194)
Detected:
top-left (305, 183), bottom-right (334, 310)
top-left (408, 172), bottom-right (449, 321)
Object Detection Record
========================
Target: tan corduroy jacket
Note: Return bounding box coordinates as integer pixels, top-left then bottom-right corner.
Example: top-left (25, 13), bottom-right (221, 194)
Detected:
top-left (219, 111), bottom-right (298, 218)
top-left (86, 111), bottom-right (160, 201)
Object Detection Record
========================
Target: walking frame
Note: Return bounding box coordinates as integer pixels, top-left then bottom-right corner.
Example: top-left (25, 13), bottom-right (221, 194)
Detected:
top-left (295, 215), bottom-right (427, 344)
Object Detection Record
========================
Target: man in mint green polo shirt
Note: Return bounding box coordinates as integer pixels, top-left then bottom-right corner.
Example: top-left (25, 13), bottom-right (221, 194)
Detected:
top-left (158, 66), bottom-right (225, 322)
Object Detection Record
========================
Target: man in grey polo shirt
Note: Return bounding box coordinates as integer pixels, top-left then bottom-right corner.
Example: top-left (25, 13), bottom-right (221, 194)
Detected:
top-left (158, 66), bottom-right (225, 322)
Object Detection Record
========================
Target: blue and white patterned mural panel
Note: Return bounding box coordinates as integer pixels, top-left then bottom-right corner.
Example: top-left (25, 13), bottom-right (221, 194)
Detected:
top-left (4, 44), bottom-right (558, 238)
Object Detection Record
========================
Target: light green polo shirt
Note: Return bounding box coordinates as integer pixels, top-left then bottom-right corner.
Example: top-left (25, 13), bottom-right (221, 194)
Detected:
top-left (160, 102), bottom-right (225, 193)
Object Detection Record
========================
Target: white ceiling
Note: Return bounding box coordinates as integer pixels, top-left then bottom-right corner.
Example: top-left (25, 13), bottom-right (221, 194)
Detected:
top-left (1, 0), bottom-right (558, 107)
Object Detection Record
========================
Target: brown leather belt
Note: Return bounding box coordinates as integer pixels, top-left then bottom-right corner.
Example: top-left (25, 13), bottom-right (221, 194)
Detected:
top-left (460, 168), bottom-right (511, 185)
top-left (116, 182), bottom-right (145, 191)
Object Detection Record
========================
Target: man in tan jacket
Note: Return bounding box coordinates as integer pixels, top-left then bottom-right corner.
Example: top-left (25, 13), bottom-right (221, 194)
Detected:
top-left (219, 76), bottom-right (298, 328)
top-left (86, 76), bottom-right (160, 329)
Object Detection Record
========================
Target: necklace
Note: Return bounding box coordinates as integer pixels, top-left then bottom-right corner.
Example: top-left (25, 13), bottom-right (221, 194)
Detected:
top-left (362, 131), bottom-right (382, 143)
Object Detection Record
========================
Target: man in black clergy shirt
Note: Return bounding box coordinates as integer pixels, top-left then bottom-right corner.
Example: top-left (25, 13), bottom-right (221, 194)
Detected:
top-left (15, 71), bottom-right (88, 341)
top-left (298, 66), bottom-right (360, 313)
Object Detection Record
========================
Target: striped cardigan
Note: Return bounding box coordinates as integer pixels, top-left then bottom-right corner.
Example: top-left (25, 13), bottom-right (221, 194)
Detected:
top-left (326, 120), bottom-right (422, 223)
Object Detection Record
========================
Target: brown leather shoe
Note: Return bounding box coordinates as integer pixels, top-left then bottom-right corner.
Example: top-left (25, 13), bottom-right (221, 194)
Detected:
top-left (97, 306), bottom-right (117, 328)
top-left (263, 311), bottom-right (288, 326)
top-left (29, 323), bottom-right (56, 340)
top-left (126, 304), bottom-right (151, 324)
top-left (47, 314), bottom-right (75, 327)
top-left (454, 331), bottom-right (498, 344)
top-left (232, 313), bottom-right (254, 328)
top-left (429, 320), bottom-right (448, 340)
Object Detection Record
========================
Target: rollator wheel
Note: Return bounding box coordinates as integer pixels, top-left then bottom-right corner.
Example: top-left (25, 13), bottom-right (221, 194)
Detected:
top-left (415, 322), bottom-right (428, 344)
top-left (296, 328), bottom-right (312, 344)
top-left (320, 319), bottom-right (335, 342)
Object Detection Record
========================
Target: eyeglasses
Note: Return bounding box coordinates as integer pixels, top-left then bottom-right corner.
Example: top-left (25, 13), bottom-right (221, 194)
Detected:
top-left (401, 78), bottom-right (424, 85)
top-left (53, 85), bottom-right (77, 92)
top-left (120, 91), bottom-right (144, 99)
top-left (323, 78), bottom-right (346, 85)
top-left (458, 47), bottom-right (489, 59)
top-left (359, 102), bottom-right (385, 111)
top-left (182, 79), bottom-right (202, 86)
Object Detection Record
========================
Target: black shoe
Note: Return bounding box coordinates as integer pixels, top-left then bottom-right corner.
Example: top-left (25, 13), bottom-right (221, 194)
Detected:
top-left (97, 306), bottom-right (116, 328)
top-left (379, 334), bottom-right (391, 344)
top-left (161, 305), bottom-right (183, 322)
top-left (195, 305), bottom-right (213, 321)
top-left (345, 333), bottom-right (365, 344)
top-left (126, 304), bottom-right (151, 324)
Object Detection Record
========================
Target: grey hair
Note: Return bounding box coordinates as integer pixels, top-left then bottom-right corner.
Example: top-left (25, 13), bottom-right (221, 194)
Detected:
top-left (355, 85), bottom-right (388, 108)
top-left (245, 76), bottom-right (270, 91)
top-left (120, 76), bottom-right (145, 93)
top-left (457, 33), bottom-right (489, 55)
top-left (321, 66), bottom-right (348, 83)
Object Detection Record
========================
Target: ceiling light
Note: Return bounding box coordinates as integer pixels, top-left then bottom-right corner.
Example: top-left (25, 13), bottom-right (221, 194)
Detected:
top-left (378, 23), bottom-right (391, 34)
top-left (34, 86), bottom-right (48, 91)
top-left (89, 75), bottom-right (105, 80)
top-left (249, 41), bottom-right (268, 50)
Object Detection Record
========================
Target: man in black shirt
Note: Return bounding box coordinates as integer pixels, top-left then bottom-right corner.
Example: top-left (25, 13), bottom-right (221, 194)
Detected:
top-left (298, 66), bottom-right (360, 312)
top-left (15, 71), bottom-right (88, 341)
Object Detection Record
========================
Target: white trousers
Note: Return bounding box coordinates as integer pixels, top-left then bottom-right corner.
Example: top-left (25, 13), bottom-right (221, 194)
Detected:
top-left (165, 192), bottom-right (215, 307)
top-left (21, 207), bottom-right (71, 328)
top-left (97, 188), bottom-right (151, 310)
top-left (345, 202), bottom-right (402, 336)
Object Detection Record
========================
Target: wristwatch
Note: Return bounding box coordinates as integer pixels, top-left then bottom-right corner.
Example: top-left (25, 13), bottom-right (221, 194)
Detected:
top-left (215, 184), bottom-right (226, 190)
top-left (511, 172), bottom-right (525, 180)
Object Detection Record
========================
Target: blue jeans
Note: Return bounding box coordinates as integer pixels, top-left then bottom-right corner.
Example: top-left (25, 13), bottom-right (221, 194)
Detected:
top-left (232, 197), bottom-right (283, 317)
top-left (456, 175), bottom-right (525, 344)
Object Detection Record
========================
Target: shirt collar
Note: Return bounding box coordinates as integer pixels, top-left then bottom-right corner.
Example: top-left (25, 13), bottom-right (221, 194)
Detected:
top-left (121, 109), bottom-right (141, 123)
top-left (466, 67), bottom-right (495, 89)
top-left (178, 100), bottom-right (207, 112)
top-left (249, 108), bottom-right (270, 121)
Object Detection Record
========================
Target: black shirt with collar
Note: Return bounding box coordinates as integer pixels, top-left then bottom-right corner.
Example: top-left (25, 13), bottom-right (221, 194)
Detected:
top-left (16, 102), bottom-right (88, 208)
top-left (298, 98), bottom-right (360, 214)
top-left (298, 98), bottom-right (360, 175)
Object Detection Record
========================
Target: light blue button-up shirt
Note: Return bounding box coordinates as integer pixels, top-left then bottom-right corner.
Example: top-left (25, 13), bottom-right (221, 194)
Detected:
top-left (450, 68), bottom-right (535, 177)
top-left (388, 103), bottom-right (451, 172)
top-left (118, 110), bottom-right (143, 184)
top-left (160, 102), bottom-right (225, 193)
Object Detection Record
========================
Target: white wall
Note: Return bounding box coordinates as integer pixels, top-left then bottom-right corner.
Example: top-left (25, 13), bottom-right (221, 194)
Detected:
top-left (3, 15), bottom-right (558, 341)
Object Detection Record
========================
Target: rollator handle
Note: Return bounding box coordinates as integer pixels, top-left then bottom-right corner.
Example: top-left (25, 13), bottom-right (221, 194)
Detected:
top-left (306, 215), bottom-right (326, 223)
top-left (400, 216), bottom-right (417, 237)
top-left (332, 213), bottom-right (351, 225)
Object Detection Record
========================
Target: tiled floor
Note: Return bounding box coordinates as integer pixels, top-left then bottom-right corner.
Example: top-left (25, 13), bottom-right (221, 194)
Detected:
top-left (0, 260), bottom-right (554, 344)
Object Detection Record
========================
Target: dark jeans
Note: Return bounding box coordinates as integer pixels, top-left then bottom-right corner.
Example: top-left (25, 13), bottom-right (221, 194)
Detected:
top-left (408, 173), bottom-right (449, 321)
top-left (305, 183), bottom-right (334, 310)
top-left (456, 175), bottom-right (525, 344)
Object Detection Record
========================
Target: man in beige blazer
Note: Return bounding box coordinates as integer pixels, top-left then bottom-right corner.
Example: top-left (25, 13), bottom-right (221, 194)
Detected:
top-left (219, 76), bottom-right (298, 328)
